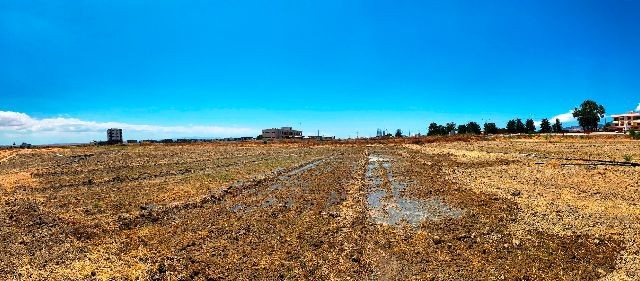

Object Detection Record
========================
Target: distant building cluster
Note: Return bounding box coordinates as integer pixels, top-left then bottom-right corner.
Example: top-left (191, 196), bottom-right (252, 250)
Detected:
top-left (262, 127), bottom-right (303, 139)
top-left (99, 128), bottom-right (259, 145)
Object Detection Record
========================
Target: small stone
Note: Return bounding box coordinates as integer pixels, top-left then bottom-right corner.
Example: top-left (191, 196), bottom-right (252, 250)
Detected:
top-left (140, 204), bottom-right (157, 211)
top-left (432, 236), bottom-right (443, 245)
top-left (597, 269), bottom-right (606, 277)
top-left (511, 190), bottom-right (521, 197)
top-left (457, 233), bottom-right (471, 241)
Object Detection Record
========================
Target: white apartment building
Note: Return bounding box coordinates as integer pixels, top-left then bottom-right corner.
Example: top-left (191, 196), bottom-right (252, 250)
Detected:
top-left (611, 112), bottom-right (640, 131)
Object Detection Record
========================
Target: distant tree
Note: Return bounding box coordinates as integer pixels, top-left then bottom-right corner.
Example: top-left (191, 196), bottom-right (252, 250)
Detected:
top-left (506, 120), bottom-right (517, 134)
top-left (552, 118), bottom-right (563, 133)
top-left (525, 119), bottom-right (536, 133)
top-left (395, 129), bottom-right (403, 138)
top-left (256, 135), bottom-right (263, 140)
top-left (539, 118), bottom-right (552, 133)
top-left (428, 123), bottom-right (452, 136)
top-left (457, 124), bottom-right (468, 134)
top-left (428, 123), bottom-right (440, 136)
top-left (484, 122), bottom-right (498, 135)
top-left (573, 100), bottom-right (606, 132)
top-left (445, 122), bottom-right (457, 135)
top-left (515, 119), bottom-right (526, 134)
top-left (467, 122), bottom-right (481, 135)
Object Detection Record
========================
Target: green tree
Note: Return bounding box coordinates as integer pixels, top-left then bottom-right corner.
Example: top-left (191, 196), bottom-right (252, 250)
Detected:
top-left (506, 120), bottom-right (517, 134)
top-left (445, 122), bottom-right (457, 135)
top-left (484, 122), bottom-right (498, 134)
top-left (539, 118), bottom-right (552, 133)
top-left (427, 122), bottom-right (438, 136)
top-left (457, 124), bottom-right (468, 134)
top-left (552, 118), bottom-right (563, 133)
top-left (525, 119), bottom-right (536, 133)
top-left (515, 119), bottom-right (526, 134)
top-left (427, 123), bottom-right (444, 136)
top-left (573, 100), bottom-right (606, 132)
top-left (467, 122), bottom-right (481, 135)
top-left (395, 129), bottom-right (403, 138)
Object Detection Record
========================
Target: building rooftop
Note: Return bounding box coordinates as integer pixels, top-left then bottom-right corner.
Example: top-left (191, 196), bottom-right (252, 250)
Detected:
top-left (611, 112), bottom-right (640, 117)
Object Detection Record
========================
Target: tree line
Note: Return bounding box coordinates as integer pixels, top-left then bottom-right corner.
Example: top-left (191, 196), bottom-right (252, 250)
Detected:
top-left (421, 100), bottom-right (607, 136)
top-left (425, 118), bottom-right (564, 136)
top-left (389, 100), bottom-right (611, 138)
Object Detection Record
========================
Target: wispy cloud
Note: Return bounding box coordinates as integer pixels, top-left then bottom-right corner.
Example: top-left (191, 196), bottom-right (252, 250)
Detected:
top-left (0, 111), bottom-right (256, 143)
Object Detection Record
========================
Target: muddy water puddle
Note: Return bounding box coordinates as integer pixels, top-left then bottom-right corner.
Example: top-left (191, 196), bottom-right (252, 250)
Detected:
top-left (232, 158), bottom-right (331, 214)
top-left (278, 158), bottom-right (328, 181)
top-left (366, 155), bottom-right (462, 226)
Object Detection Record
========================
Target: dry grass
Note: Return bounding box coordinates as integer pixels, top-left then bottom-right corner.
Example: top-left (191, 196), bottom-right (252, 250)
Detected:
top-left (1, 139), bottom-right (638, 280)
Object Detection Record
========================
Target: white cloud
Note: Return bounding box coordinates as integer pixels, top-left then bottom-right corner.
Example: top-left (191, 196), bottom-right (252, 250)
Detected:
top-left (534, 110), bottom-right (576, 127)
top-left (636, 103), bottom-right (640, 112)
top-left (0, 110), bottom-right (257, 143)
top-left (549, 110), bottom-right (576, 123)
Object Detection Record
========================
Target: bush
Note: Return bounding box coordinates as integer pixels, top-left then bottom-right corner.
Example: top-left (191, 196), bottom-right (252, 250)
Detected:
top-left (624, 154), bottom-right (633, 162)
top-left (629, 130), bottom-right (640, 140)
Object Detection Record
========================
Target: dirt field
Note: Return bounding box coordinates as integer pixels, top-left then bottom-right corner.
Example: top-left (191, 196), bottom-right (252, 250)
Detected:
top-left (1, 138), bottom-right (639, 280)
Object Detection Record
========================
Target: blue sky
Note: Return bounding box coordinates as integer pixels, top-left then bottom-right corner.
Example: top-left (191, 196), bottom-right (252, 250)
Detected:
top-left (1, 0), bottom-right (639, 144)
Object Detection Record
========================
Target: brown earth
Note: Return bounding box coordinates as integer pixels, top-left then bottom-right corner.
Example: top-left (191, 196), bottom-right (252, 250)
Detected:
top-left (1, 139), bottom-right (638, 280)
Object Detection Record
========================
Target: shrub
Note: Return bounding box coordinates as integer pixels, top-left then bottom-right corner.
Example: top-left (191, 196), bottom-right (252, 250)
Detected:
top-left (623, 154), bottom-right (633, 162)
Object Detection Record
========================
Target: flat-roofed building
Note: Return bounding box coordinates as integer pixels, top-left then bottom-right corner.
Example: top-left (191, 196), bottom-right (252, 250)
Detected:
top-left (307, 135), bottom-right (335, 141)
top-left (107, 128), bottom-right (123, 144)
top-left (611, 112), bottom-right (640, 131)
top-left (262, 127), bottom-right (303, 139)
